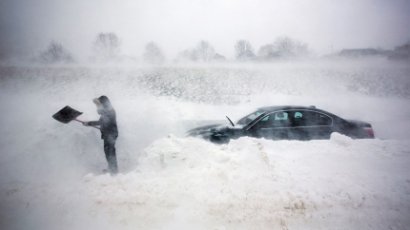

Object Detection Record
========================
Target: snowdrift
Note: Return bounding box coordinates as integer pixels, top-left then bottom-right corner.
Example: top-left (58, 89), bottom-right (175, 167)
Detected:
top-left (2, 134), bottom-right (410, 230)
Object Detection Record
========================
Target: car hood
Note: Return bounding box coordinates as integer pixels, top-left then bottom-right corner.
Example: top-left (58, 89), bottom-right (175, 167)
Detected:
top-left (187, 123), bottom-right (227, 137)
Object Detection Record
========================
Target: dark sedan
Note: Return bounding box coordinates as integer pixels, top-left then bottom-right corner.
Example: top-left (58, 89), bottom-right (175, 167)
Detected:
top-left (188, 106), bottom-right (375, 143)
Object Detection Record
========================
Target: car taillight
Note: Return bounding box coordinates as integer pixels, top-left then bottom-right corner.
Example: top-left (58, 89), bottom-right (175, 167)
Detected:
top-left (363, 127), bottom-right (375, 138)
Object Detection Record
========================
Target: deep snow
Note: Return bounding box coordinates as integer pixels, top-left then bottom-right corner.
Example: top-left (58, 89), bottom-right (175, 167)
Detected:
top-left (1, 60), bottom-right (410, 229)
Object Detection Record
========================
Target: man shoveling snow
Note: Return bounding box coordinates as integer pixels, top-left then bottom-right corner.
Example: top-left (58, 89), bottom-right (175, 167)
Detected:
top-left (82, 95), bottom-right (119, 175)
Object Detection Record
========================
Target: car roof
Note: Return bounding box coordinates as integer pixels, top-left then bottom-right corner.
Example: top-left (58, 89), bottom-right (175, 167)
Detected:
top-left (256, 105), bottom-right (340, 119)
top-left (257, 105), bottom-right (318, 112)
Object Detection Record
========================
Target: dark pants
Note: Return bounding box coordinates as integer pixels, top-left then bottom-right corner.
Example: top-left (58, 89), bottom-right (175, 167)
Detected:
top-left (103, 135), bottom-right (118, 174)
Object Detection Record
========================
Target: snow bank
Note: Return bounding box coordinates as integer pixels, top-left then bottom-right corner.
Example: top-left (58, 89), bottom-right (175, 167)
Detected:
top-left (5, 135), bottom-right (409, 230)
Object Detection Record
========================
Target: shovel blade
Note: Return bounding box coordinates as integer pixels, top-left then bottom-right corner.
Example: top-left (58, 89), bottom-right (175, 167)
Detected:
top-left (52, 106), bottom-right (83, 124)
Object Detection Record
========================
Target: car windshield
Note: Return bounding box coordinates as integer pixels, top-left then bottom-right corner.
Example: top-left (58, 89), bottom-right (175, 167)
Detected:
top-left (236, 110), bottom-right (266, 126)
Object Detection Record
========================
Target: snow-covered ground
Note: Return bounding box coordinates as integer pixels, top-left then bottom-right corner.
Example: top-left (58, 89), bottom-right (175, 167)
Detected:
top-left (1, 60), bottom-right (410, 229)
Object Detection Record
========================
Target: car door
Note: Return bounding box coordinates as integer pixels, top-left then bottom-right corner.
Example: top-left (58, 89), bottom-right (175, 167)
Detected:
top-left (290, 110), bottom-right (333, 140)
top-left (247, 111), bottom-right (292, 140)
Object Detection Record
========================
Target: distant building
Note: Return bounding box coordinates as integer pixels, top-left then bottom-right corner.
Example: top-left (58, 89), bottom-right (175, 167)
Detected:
top-left (388, 42), bottom-right (410, 60)
top-left (338, 48), bottom-right (390, 58)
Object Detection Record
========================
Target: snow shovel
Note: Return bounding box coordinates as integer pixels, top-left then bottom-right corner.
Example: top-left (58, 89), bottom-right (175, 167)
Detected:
top-left (52, 106), bottom-right (99, 129)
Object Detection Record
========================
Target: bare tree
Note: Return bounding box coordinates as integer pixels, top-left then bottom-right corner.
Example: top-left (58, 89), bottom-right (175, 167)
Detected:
top-left (273, 36), bottom-right (309, 58)
top-left (177, 49), bottom-right (197, 62)
top-left (195, 40), bottom-right (216, 62)
top-left (257, 36), bottom-right (309, 60)
top-left (257, 44), bottom-right (278, 60)
top-left (143, 42), bottom-right (165, 64)
top-left (235, 40), bottom-right (256, 61)
top-left (92, 32), bottom-right (121, 61)
top-left (39, 42), bottom-right (74, 63)
top-left (177, 40), bottom-right (225, 62)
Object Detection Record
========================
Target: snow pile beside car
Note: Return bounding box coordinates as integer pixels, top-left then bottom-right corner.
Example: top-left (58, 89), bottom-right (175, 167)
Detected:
top-left (77, 134), bottom-right (410, 230)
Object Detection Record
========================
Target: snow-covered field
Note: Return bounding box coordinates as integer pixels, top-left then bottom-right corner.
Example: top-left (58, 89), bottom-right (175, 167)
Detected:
top-left (1, 60), bottom-right (410, 230)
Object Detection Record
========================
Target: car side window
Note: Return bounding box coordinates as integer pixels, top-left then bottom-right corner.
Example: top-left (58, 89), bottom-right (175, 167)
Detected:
top-left (294, 112), bottom-right (303, 118)
top-left (292, 111), bottom-right (305, 126)
top-left (292, 111), bottom-right (332, 126)
top-left (255, 111), bottom-right (291, 128)
top-left (316, 113), bottom-right (332, 126)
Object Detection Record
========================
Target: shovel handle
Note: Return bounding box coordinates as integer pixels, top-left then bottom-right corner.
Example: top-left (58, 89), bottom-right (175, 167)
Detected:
top-left (74, 119), bottom-right (100, 130)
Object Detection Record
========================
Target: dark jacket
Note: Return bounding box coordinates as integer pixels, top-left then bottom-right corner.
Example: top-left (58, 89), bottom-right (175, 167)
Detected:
top-left (88, 96), bottom-right (118, 139)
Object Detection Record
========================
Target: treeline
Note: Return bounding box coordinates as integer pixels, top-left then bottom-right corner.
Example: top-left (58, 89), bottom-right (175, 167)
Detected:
top-left (33, 32), bottom-right (410, 64)
top-left (33, 33), bottom-right (310, 64)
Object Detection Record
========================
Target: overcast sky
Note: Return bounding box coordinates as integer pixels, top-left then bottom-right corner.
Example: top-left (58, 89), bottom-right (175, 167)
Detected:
top-left (1, 0), bottom-right (410, 59)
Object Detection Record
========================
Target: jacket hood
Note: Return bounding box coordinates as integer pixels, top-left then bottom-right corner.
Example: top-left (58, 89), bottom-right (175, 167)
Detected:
top-left (94, 95), bottom-right (113, 111)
